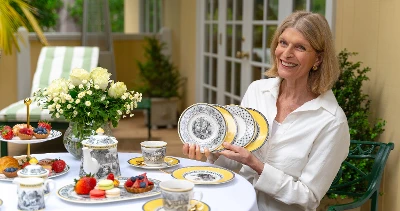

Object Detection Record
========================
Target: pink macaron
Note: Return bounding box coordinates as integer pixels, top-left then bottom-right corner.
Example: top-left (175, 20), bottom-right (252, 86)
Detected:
top-left (90, 189), bottom-right (105, 199)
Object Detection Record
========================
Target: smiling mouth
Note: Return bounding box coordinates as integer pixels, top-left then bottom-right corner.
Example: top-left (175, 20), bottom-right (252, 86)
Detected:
top-left (281, 60), bottom-right (298, 67)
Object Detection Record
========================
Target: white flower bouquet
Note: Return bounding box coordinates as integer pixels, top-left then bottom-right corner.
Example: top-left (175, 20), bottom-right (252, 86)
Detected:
top-left (33, 67), bottom-right (142, 130)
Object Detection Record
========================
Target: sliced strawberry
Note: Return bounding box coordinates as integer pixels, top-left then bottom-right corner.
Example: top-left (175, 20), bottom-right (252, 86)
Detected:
top-left (38, 120), bottom-right (52, 131)
top-left (132, 178), bottom-right (140, 188)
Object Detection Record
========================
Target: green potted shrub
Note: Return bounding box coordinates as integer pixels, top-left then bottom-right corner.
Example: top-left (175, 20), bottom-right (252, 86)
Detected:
top-left (318, 49), bottom-right (386, 210)
top-left (135, 36), bottom-right (184, 128)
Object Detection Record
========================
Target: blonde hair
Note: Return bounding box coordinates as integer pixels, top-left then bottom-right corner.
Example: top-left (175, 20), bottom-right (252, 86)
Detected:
top-left (266, 11), bottom-right (339, 94)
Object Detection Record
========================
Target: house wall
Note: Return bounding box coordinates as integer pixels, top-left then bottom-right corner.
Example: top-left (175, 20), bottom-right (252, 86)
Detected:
top-left (163, 0), bottom-right (197, 110)
top-left (335, 0), bottom-right (400, 210)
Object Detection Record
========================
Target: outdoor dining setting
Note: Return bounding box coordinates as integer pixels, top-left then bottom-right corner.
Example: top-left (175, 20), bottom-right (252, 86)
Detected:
top-left (1, 0), bottom-right (399, 211)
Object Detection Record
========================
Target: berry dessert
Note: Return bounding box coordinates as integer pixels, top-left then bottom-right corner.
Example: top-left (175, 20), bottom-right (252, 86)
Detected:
top-left (0, 125), bottom-right (13, 140)
top-left (38, 120), bottom-right (52, 132)
top-left (124, 173), bottom-right (154, 193)
top-left (33, 126), bottom-right (50, 139)
top-left (74, 174), bottom-right (97, 195)
top-left (12, 124), bottom-right (33, 136)
top-left (107, 173), bottom-right (120, 187)
top-left (2, 167), bottom-right (19, 178)
top-left (17, 127), bottom-right (33, 140)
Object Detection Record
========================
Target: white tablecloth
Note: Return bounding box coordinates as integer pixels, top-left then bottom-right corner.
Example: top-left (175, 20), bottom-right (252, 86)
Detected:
top-left (0, 153), bottom-right (258, 211)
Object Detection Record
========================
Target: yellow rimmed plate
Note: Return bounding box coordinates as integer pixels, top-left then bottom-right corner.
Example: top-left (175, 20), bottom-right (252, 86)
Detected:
top-left (142, 198), bottom-right (210, 211)
top-left (128, 157), bottom-right (180, 169)
top-left (171, 166), bottom-right (235, 185)
top-left (245, 108), bottom-right (269, 152)
top-left (211, 104), bottom-right (237, 152)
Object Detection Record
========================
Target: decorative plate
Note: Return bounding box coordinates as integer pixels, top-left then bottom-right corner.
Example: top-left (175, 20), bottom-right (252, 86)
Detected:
top-left (142, 198), bottom-right (210, 211)
top-left (57, 177), bottom-right (161, 204)
top-left (0, 165), bottom-right (70, 182)
top-left (171, 166), bottom-right (235, 185)
top-left (211, 104), bottom-right (238, 152)
top-left (0, 130), bottom-right (62, 144)
top-left (127, 157), bottom-right (180, 169)
top-left (223, 105), bottom-right (257, 148)
top-left (245, 108), bottom-right (269, 152)
top-left (178, 103), bottom-right (228, 152)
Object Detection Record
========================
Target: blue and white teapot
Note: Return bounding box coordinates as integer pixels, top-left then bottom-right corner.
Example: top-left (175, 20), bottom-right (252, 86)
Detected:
top-left (79, 128), bottom-right (121, 179)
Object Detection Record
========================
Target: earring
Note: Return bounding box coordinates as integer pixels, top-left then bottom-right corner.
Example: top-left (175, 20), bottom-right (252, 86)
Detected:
top-left (312, 65), bottom-right (318, 71)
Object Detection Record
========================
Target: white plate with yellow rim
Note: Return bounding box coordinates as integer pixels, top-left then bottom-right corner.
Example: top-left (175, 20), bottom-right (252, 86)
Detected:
top-left (245, 108), bottom-right (269, 152)
top-left (223, 105), bottom-right (257, 148)
top-left (178, 103), bottom-right (235, 152)
top-left (211, 104), bottom-right (237, 152)
top-left (171, 166), bottom-right (235, 185)
top-left (142, 198), bottom-right (210, 211)
top-left (127, 157), bottom-right (180, 169)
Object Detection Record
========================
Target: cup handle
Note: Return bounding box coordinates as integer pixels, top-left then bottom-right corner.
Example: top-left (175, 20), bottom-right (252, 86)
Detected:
top-left (44, 179), bottom-right (56, 201)
top-left (190, 191), bottom-right (204, 210)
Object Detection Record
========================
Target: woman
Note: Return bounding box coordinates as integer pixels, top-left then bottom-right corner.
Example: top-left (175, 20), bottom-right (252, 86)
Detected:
top-left (183, 11), bottom-right (350, 211)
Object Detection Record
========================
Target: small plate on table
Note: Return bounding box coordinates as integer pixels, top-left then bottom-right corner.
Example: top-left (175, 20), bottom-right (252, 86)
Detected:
top-left (142, 198), bottom-right (210, 211)
top-left (171, 166), bottom-right (235, 185)
top-left (127, 157), bottom-right (180, 169)
top-left (0, 130), bottom-right (62, 144)
top-left (57, 177), bottom-right (161, 204)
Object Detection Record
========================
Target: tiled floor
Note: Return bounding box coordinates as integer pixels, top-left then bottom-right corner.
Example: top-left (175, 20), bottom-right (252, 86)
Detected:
top-left (7, 112), bottom-right (186, 158)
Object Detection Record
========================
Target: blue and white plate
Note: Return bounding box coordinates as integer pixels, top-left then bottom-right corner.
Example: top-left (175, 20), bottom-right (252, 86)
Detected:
top-left (224, 105), bottom-right (257, 147)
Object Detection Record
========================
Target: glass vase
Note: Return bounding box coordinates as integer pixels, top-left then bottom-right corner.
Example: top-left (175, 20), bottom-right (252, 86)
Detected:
top-left (63, 121), bottom-right (112, 159)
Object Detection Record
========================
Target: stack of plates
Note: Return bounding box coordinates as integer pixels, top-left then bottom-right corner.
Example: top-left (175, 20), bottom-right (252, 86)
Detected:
top-left (178, 103), bottom-right (269, 153)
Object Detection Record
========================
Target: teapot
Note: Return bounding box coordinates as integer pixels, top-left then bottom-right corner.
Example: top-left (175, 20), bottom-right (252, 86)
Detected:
top-left (13, 177), bottom-right (55, 211)
top-left (79, 128), bottom-right (121, 179)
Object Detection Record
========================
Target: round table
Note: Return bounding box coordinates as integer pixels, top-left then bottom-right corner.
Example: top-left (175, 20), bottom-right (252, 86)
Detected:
top-left (0, 152), bottom-right (259, 211)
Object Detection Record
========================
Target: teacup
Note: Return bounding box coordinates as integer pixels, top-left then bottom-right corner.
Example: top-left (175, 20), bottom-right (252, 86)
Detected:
top-left (140, 141), bottom-right (167, 166)
top-left (17, 164), bottom-right (52, 194)
top-left (13, 177), bottom-right (55, 211)
top-left (160, 179), bottom-right (203, 211)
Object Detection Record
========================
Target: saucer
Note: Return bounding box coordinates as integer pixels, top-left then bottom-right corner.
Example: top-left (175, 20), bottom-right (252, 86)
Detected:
top-left (142, 198), bottom-right (210, 211)
top-left (127, 157), bottom-right (180, 169)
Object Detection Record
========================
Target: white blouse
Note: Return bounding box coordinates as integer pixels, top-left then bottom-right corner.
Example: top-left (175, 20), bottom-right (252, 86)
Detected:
top-left (213, 78), bottom-right (350, 211)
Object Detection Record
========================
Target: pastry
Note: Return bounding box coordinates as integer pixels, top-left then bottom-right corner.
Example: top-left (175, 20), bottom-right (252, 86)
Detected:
top-left (2, 167), bottom-right (19, 178)
top-left (33, 126), bottom-right (50, 139)
top-left (89, 189), bottom-right (105, 199)
top-left (12, 124), bottom-right (33, 136)
top-left (124, 173), bottom-right (154, 194)
top-left (105, 188), bottom-right (120, 198)
top-left (97, 179), bottom-right (114, 191)
top-left (0, 156), bottom-right (19, 172)
top-left (17, 128), bottom-right (33, 140)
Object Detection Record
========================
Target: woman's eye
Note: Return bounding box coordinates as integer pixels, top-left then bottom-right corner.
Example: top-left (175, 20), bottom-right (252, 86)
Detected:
top-left (279, 40), bottom-right (287, 47)
top-left (296, 45), bottom-right (306, 51)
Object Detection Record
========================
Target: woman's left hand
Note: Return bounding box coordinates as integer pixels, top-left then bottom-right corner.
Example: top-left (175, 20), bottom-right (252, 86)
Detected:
top-left (219, 142), bottom-right (265, 175)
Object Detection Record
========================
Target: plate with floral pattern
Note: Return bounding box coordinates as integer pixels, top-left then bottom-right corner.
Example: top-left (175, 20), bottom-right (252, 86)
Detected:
top-left (127, 157), bottom-right (180, 169)
top-left (223, 105), bottom-right (257, 148)
top-left (0, 130), bottom-right (62, 144)
top-left (178, 103), bottom-right (235, 152)
top-left (245, 108), bottom-right (269, 152)
top-left (171, 166), bottom-right (235, 185)
top-left (57, 177), bottom-right (161, 204)
top-left (142, 198), bottom-right (210, 211)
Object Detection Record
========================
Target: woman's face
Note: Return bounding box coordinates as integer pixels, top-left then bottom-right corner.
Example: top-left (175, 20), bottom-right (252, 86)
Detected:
top-left (275, 27), bottom-right (319, 83)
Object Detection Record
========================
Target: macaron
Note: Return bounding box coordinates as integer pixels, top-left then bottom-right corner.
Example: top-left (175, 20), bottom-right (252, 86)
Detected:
top-left (89, 189), bottom-right (105, 199)
top-left (105, 188), bottom-right (121, 198)
top-left (97, 179), bottom-right (114, 190)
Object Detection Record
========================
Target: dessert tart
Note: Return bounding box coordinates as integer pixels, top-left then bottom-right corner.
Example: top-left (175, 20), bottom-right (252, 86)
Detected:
top-left (2, 167), bottom-right (19, 178)
top-left (124, 173), bottom-right (154, 193)
top-left (17, 128), bottom-right (33, 140)
top-left (33, 126), bottom-right (50, 139)
top-left (12, 124), bottom-right (33, 136)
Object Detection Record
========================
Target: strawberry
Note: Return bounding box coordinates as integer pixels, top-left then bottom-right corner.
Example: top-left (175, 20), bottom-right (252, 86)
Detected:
top-left (74, 174), bottom-right (96, 195)
top-left (107, 173), bottom-right (115, 181)
top-left (132, 178), bottom-right (140, 188)
top-left (38, 120), bottom-right (52, 132)
top-left (1, 126), bottom-right (13, 140)
top-left (52, 159), bottom-right (66, 173)
top-left (125, 179), bottom-right (133, 187)
top-left (142, 176), bottom-right (150, 186)
top-left (21, 161), bottom-right (30, 169)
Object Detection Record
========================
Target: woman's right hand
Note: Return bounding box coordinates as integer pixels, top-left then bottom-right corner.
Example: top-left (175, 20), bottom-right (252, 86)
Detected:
top-left (182, 143), bottom-right (220, 162)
